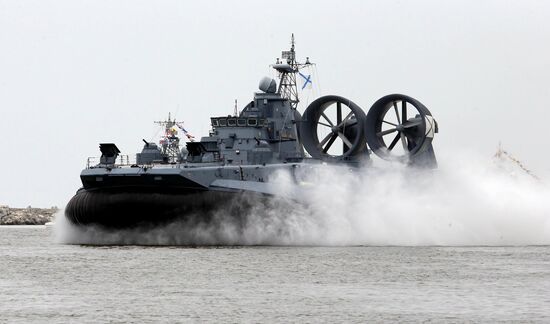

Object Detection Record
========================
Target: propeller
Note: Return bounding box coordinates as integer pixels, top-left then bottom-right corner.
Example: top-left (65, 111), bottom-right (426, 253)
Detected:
top-left (300, 95), bottom-right (368, 162)
top-left (365, 94), bottom-right (437, 167)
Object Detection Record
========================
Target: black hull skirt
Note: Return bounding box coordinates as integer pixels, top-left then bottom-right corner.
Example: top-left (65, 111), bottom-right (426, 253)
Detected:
top-left (65, 187), bottom-right (248, 228)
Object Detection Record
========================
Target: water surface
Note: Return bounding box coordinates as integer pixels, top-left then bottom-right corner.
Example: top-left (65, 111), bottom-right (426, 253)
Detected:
top-left (1, 226), bottom-right (549, 322)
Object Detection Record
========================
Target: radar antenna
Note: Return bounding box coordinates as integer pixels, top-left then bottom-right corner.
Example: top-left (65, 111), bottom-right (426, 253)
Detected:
top-left (273, 34), bottom-right (313, 110)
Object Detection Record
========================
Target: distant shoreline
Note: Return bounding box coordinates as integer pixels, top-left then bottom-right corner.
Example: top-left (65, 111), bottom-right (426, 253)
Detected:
top-left (0, 206), bottom-right (57, 225)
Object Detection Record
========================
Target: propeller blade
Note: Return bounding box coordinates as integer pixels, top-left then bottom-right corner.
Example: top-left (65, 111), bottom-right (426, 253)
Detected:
top-left (400, 132), bottom-right (408, 151)
top-left (336, 102), bottom-right (342, 125)
top-left (393, 101), bottom-right (401, 124)
top-left (377, 128), bottom-right (398, 137)
top-left (402, 119), bottom-right (423, 128)
top-left (402, 101), bottom-right (407, 122)
top-left (388, 133), bottom-right (400, 150)
top-left (343, 119), bottom-right (357, 127)
top-left (337, 111), bottom-right (354, 128)
top-left (320, 112), bottom-right (334, 127)
top-left (323, 134), bottom-right (338, 153)
top-left (382, 120), bottom-right (398, 127)
top-left (318, 132), bottom-right (333, 148)
top-left (337, 132), bottom-right (353, 148)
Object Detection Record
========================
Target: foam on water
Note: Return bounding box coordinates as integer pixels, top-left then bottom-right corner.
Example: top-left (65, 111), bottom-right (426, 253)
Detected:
top-left (54, 150), bottom-right (550, 246)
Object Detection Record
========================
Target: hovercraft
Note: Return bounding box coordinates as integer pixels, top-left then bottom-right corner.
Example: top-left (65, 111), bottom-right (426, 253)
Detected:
top-left (65, 35), bottom-right (438, 228)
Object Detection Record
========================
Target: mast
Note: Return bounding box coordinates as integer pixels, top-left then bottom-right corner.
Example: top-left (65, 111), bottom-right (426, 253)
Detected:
top-left (274, 34), bottom-right (312, 110)
top-left (154, 113), bottom-right (180, 161)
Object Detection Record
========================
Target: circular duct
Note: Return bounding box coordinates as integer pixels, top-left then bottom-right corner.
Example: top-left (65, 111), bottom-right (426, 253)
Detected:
top-left (300, 95), bottom-right (367, 161)
top-left (365, 94), bottom-right (437, 162)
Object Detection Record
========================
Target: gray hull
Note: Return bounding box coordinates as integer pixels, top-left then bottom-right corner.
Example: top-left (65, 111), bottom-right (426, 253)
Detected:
top-left (65, 163), bottom-right (300, 228)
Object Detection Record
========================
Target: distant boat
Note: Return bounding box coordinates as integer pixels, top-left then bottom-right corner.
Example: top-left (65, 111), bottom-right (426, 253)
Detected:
top-left (44, 221), bottom-right (54, 227)
top-left (494, 143), bottom-right (539, 180)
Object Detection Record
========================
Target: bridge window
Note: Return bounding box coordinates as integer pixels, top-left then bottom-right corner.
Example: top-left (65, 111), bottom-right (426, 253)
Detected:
top-left (210, 117), bottom-right (266, 128)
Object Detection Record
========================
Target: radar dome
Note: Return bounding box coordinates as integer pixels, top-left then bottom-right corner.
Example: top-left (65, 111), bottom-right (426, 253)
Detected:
top-left (259, 77), bottom-right (277, 93)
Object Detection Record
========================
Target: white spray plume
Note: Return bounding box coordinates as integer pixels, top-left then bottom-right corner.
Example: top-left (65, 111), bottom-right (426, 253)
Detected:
top-left (53, 150), bottom-right (550, 246)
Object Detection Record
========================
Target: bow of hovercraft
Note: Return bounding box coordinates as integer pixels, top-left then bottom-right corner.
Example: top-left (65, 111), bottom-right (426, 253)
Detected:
top-left (65, 142), bottom-right (244, 227)
top-left (64, 143), bottom-right (302, 228)
top-left (65, 164), bottom-right (224, 227)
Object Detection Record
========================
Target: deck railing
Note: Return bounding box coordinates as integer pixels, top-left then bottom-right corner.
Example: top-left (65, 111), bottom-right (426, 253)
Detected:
top-left (86, 155), bottom-right (135, 169)
top-left (85, 155), bottom-right (185, 169)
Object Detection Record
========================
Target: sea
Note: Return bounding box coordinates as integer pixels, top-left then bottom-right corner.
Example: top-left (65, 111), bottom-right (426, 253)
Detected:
top-left (1, 225), bottom-right (549, 323)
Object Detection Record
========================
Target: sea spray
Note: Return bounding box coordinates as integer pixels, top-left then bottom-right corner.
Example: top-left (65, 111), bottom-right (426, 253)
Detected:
top-left (54, 151), bottom-right (550, 246)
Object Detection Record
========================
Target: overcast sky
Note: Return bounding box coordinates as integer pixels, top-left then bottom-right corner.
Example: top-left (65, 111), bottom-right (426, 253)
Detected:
top-left (1, 0), bottom-right (549, 207)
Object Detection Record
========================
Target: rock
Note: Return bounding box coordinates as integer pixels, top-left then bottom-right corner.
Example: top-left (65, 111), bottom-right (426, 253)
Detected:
top-left (0, 205), bottom-right (58, 225)
top-left (0, 205), bottom-right (8, 218)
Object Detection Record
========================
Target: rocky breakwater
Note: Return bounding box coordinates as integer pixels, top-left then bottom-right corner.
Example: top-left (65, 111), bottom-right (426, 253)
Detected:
top-left (0, 205), bottom-right (58, 225)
